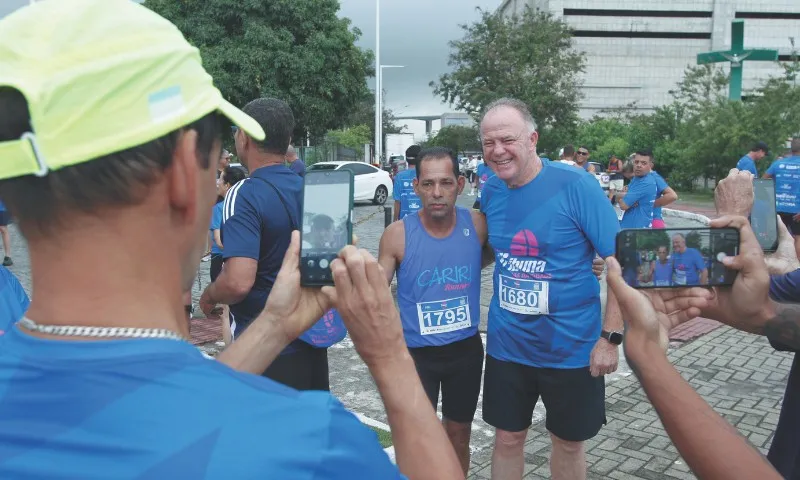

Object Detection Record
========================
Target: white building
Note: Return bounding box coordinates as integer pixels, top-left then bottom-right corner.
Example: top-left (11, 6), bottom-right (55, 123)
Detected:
top-left (497, 0), bottom-right (800, 118)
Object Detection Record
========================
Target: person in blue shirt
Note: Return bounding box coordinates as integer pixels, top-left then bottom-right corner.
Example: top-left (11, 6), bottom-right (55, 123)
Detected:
top-left (616, 150), bottom-right (657, 229)
top-left (736, 141), bottom-right (769, 176)
top-left (200, 98), bottom-right (345, 391)
top-left (379, 147), bottom-right (489, 475)
top-left (648, 157), bottom-right (678, 229)
top-left (0, 266), bottom-right (29, 336)
top-left (669, 233), bottom-right (708, 285)
top-left (472, 157), bottom-right (496, 210)
top-left (0, 200), bottom-right (12, 267)
top-left (477, 98), bottom-right (623, 479)
top-left (208, 165), bottom-right (247, 345)
top-left (392, 144), bottom-right (422, 221)
top-left (286, 145), bottom-right (305, 178)
top-left (0, 3), bottom-right (469, 476)
top-left (764, 138), bottom-right (800, 253)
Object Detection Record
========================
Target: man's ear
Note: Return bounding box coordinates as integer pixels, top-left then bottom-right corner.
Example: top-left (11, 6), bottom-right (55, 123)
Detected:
top-left (166, 130), bottom-right (199, 221)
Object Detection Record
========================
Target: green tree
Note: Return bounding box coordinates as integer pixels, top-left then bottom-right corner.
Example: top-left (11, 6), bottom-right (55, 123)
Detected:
top-left (144, 0), bottom-right (373, 141)
top-left (425, 125), bottom-right (481, 155)
top-left (430, 6), bottom-right (584, 139)
top-left (326, 124), bottom-right (371, 150)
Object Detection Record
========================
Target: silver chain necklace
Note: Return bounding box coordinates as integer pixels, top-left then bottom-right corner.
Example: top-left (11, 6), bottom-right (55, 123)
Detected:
top-left (18, 317), bottom-right (186, 342)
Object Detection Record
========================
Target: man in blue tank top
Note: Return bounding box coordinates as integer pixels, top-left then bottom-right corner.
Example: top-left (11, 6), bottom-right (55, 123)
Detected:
top-left (378, 146), bottom-right (491, 475)
top-left (392, 145), bottom-right (423, 221)
top-left (649, 245), bottom-right (674, 287)
top-left (477, 98), bottom-right (624, 479)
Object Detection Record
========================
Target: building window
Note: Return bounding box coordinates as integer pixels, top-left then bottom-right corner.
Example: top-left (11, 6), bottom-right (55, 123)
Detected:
top-left (735, 12), bottom-right (800, 20)
top-left (571, 30), bottom-right (711, 40)
top-left (564, 8), bottom-right (712, 18)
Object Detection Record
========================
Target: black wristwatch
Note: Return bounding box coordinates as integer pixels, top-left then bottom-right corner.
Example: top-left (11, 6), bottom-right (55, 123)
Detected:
top-left (601, 330), bottom-right (624, 345)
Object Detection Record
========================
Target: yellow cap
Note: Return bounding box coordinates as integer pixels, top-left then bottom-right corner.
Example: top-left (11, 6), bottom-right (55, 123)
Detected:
top-left (0, 0), bottom-right (264, 180)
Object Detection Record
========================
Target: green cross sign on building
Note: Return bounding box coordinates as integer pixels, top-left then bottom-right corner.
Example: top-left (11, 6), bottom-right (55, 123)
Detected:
top-left (697, 20), bottom-right (779, 101)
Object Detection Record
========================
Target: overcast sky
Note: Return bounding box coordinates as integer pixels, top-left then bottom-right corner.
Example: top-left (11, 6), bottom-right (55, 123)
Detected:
top-left (3, 0), bottom-right (497, 139)
top-left (338, 0), bottom-right (497, 137)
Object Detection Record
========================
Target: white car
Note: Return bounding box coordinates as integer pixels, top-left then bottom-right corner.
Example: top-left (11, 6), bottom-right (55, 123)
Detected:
top-left (306, 161), bottom-right (394, 205)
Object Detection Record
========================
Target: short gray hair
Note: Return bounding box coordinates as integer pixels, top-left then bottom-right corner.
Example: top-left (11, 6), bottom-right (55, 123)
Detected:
top-left (482, 97), bottom-right (538, 133)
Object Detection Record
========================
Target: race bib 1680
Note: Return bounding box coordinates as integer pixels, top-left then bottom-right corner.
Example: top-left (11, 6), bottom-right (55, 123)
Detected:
top-left (416, 296), bottom-right (471, 335)
top-left (498, 275), bottom-right (550, 315)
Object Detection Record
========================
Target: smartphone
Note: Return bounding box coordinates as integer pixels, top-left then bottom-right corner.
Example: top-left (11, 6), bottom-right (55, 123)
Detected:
top-left (300, 170), bottom-right (354, 286)
top-left (751, 178), bottom-right (779, 252)
top-left (615, 227), bottom-right (739, 288)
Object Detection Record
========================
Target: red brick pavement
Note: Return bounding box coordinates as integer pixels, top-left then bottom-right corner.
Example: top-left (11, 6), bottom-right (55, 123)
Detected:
top-left (190, 316), bottom-right (221, 345)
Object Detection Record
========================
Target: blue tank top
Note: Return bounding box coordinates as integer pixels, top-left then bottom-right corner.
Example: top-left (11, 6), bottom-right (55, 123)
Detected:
top-left (396, 207), bottom-right (481, 348)
top-left (652, 260), bottom-right (672, 287)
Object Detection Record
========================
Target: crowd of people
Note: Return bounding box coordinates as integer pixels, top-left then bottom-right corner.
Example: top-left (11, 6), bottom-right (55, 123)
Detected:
top-left (0, 1), bottom-right (798, 480)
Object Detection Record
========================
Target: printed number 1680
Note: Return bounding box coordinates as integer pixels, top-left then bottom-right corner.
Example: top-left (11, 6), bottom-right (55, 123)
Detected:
top-left (500, 288), bottom-right (538, 307)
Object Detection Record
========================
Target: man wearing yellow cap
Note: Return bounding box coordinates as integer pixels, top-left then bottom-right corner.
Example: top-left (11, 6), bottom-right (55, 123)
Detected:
top-left (0, 1), bottom-right (464, 478)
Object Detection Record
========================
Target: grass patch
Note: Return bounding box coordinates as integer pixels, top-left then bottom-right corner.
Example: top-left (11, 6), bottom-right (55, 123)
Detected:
top-left (368, 425), bottom-right (393, 448)
top-left (675, 188), bottom-right (715, 205)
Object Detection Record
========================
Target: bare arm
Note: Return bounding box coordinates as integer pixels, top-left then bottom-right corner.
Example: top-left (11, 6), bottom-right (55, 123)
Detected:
top-left (216, 310), bottom-right (289, 373)
top-left (393, 200), bottom-right (401, 222)
top-left (470, 210), bottom-right (495, 268)
top-left (213, 229), bottom-right (223, 250)
top-left (204, 257), bottom-right (256, 305)
top-left (602, 256), bottom-right (624, 333)
top-left (700, 269), bottom-right (709, 285)
top-left (630, 351), bottom-right (781, 479)
top-left (654, 187), bottom-right (678, 207)
top-left (378, 222), bottom-right (403, 285)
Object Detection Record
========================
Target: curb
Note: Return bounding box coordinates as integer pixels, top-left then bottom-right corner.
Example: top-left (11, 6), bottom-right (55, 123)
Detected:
top-left (663, 208), bottom-right (711, 225)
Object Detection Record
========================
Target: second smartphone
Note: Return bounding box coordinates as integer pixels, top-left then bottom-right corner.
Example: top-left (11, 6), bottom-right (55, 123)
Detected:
top-left (300, 169), bottom-right (354, 286)
top-left (616, 227), bottom-right (739, 288)
top-left (751, 178), bottom-right (779, 252)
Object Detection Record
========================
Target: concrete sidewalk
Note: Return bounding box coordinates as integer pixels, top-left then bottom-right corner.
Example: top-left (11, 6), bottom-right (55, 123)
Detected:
top-left (468, 326), bottom-right (793, 479)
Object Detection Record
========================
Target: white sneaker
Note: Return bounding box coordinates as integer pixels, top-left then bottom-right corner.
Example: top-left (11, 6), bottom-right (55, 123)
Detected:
top-left (201, 254), bottom-right (211, 262)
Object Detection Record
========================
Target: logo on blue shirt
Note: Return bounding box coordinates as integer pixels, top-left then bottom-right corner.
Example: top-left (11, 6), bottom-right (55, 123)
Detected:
top-left (416, 265), bottom-right (472, 290)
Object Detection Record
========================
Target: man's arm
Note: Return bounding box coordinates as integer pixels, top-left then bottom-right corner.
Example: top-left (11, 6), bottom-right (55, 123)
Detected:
top-left (216, 310), bottom-right (289, 372)
top-left (393, 200), bottom-right (401, 222)
top-left (470, 210), bottom-right (495, 268)
top-left (654, 186), bottom-right (678, 207)
top-left (377, 222), bottom-right (403, 285)
top-left (201, 188), bottom-right (260, 307)
top-left (762, 173), bottom-right (774, 179)
top-left (630, 350), bottom-right (781, 480)
top-left (700, 268), bottom-right (709, 285)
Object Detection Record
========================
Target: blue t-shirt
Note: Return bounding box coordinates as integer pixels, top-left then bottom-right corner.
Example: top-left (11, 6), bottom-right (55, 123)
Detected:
top-left (650, 171), bottom-right (669, 221)
top-left (0, 201), bottom-right (5, 212)
top-left (671, 248), bottom-right (706, 285)
top-left (302, 309), bottom-right (347, 348)
top-left (392, 169), bottom-right (420, 220)
top-left (475, 163), bottom-right (495, 200)
top-left (621, 174), bottom-right (656, 229)
top-left (481, 161), bottom-right (620, 368)
top-left (288, 159), bottom-right (305, 178)
top-left (767, 155), bottom-right (800, 214)
top-left (737, 155), bottom-right (758, 176)
top-left (396, 207), bottom-right (481, 348)
top-left (0, 267), bottom-right (28, 335)
top-left (0, 330), bottom-right (401, 479)
top-left (209, 201), bottom-right (223, 255)
top-left (221, 165), bottom-right (302, 337)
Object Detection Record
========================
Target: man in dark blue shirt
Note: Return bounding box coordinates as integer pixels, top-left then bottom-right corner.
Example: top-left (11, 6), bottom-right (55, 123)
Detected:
top-left (286, 145), bottom-right (305, 178)
top-left (200, 98), bottom-right (328, 388)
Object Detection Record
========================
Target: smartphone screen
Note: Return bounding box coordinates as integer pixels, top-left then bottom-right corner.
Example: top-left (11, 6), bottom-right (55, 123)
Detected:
top-left (615, 228), bottom-right (739, 288)
top-left (751, 178), bottom-right (779, 252)
top-left (300, 170), bottom-right (354, 286)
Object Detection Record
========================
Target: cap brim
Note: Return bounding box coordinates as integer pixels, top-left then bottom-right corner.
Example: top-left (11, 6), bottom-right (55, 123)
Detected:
top-left (219, 99), bottom-right (265, 141)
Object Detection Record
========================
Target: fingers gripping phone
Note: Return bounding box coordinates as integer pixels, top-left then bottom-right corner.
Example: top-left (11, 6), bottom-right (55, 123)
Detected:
top-left (751, 178), bottom-right (779, 252)
top-left (300, 170), bottom-right (354, 286)
top-left (615, 228), bottom-right (739, 288)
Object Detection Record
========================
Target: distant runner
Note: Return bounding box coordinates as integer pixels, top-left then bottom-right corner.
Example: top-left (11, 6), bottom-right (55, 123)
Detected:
top-left (392, 145), bottom-right (422, 221)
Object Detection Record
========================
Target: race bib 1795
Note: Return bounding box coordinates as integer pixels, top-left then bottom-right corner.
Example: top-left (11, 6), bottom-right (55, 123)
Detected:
top-left (416, 296), bottom-right (471, 335)
top-left (498, 275), bottom-right (550, 315)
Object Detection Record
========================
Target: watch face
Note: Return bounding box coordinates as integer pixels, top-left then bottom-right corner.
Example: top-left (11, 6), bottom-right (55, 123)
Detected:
top-left (609, 332), bottom-right (623, 345)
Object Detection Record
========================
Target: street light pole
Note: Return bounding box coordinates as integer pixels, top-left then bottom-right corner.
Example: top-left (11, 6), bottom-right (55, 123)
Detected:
top-left (373, 0), bottom-right (381, 165)
top-left (377, 64), bottom-right (404, 165)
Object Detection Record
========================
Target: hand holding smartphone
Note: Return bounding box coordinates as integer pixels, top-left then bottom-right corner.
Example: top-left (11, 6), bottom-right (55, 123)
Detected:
top-left (300, 170), bottom-right (354, 286)
top-left (615, 227), bottom-right (739, 288)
